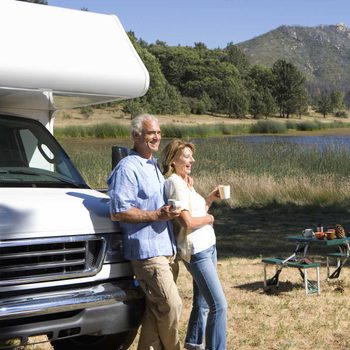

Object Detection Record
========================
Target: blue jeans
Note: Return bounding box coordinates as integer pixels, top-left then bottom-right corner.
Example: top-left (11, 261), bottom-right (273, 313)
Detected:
top-left (183, 245), bottom-right (227, 350)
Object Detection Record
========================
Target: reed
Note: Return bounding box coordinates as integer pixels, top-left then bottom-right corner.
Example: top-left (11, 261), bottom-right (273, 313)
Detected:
top-left (60, 137), bottom-right (350, 208)
top-left (56, 120), bottom-right (350, 138)
top-left (56, 122), bottom-right (250, 139)
top-left (55, 123), bottom-right (130, 138)
top-left (250, 119), bottom-right (350, 133)
top-left (195, 171), bottom-right (350, 208)
top-left (193, 139), bottom-right (350, 178)
top-left (249, 120), bottom-right (287, 134)
top-left (161, 123), bottom-right (250, 138)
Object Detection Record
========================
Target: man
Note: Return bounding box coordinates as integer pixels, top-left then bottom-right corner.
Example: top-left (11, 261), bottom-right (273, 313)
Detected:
top-left (107, 113), bottom-right (182, 350)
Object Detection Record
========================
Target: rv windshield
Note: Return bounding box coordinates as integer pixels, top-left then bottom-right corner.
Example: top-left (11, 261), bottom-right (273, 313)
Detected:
top-left (0, 115), bottom-right (88, 188)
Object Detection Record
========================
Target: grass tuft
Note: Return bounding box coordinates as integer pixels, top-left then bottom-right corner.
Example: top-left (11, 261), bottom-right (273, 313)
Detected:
top-left (249, 120), bottom-right (287, 134)
top-left (60, 137), bottom-right (350, 208)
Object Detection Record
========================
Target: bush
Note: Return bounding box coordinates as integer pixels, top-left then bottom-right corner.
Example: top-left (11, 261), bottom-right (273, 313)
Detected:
top-left (62, 113), bottom-right (72, 120)
top-left (80, 106), bottom-right (93, 118)
top-left (296, 120), bottom-right (322, 131)
top-left (335, 111), bottom-right (348, 118)
top-left (286, 120), bottom-right (298, 130)
top-left (250, 120), bottom-right (287, 134)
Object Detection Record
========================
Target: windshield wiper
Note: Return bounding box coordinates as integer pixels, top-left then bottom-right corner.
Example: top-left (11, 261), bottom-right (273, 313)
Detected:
top-left (7, 170), bottom-right (40, 176)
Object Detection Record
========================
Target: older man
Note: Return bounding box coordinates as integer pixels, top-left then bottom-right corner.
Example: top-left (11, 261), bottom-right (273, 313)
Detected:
top-left (107, 114), bottom-right (182, 350)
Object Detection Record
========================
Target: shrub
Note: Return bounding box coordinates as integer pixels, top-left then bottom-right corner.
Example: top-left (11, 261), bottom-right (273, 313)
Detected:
top-left (249, 120), bottom-right (287, 134)
top-left (296, 120), bottom-right (322, 131)
top-left (62, 113), bottom-right (72, 120)
top-left (286, 120), bottom-right (298, 130)
top-left (335, 111), bottom-right (348, 118)
top-left (80, 106), bottom-right (93, 118)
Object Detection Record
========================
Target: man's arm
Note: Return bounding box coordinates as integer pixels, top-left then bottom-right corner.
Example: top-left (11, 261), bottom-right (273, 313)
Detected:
top-left (111, 205), bottom-right (179, 223)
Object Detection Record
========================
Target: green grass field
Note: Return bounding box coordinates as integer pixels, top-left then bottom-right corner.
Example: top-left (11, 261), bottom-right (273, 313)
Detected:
top-left (60, 136), bottom-right (350, 208)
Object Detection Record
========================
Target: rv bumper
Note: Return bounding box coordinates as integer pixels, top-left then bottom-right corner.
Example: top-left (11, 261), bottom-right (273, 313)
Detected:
top-left (0, 280), bottom-right (144, 342)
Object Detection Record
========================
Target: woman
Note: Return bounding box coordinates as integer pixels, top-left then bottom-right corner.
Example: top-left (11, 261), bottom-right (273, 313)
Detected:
top-left (161, 139), bottom-right (227, 350)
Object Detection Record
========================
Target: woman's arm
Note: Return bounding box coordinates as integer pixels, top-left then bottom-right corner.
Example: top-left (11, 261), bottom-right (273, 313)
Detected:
top-left (178, 210), bottom-right (214, 230)
top-left (165, 175), bottom-right (214, 229)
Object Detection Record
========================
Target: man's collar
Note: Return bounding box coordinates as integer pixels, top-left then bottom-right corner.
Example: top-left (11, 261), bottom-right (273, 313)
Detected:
top-left (129, 149), bottom-right (157, 165)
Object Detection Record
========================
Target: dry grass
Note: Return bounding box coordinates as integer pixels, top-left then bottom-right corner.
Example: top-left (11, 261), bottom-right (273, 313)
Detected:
top-left (195, 171), bottom-right (350, 208)
top-left (54, 106), bottom-right (343, 129)
top-left (54, 108), bottom-right (255, 128)
top-left (13, 260), bottom-right (350, 350)
top-left (3, 336), bottom-right (53, 350)
top-left (126, 258), bottom-right (350, 350)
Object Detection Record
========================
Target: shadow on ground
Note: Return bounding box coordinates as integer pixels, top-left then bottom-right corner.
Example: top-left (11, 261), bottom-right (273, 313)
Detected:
top-left (212, 203), bottom-right (350, 258)
top-left (233, 280), bottom-right (297, 294)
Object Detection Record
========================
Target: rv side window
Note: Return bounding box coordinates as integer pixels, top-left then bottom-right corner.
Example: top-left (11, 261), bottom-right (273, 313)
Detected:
top-left (19, 129), bottom-right (55, 171)
top-left (0, 115), bottom-right (88, 188)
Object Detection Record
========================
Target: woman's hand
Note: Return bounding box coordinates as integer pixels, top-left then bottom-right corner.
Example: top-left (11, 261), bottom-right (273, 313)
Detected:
top-left (209, 214), bottom-right (214, 226)
top-left (185, 175), bottom-right (194, 187)
top-left (205, 187), bottom-right (220, 208)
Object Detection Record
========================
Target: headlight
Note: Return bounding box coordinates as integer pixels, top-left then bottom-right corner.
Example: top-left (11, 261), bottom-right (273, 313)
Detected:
top-left (100, 233), bottom-right (125, 263)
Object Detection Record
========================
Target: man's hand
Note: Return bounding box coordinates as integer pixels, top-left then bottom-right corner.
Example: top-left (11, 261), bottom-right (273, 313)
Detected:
top-left (156, 205), bottom-right (181, 221)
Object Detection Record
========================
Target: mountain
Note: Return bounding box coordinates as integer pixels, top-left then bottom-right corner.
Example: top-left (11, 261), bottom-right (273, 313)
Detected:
top-left (237, 23), bottom-right (350, 93)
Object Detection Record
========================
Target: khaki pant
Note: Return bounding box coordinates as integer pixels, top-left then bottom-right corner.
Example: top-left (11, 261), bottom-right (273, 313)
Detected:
top-left (131, 256), bottom-right (182, 350)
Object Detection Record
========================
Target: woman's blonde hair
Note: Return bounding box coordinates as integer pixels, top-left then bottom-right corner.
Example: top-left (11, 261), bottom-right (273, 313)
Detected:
top-left (161, 139), bottom-right (195, 177)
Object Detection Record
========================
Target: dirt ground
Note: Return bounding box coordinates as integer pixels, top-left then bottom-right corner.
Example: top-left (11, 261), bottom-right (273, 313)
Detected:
top-left (54, 106), bottom-right (346, 129)
top-left (54, 107), bottom-right (254, 128)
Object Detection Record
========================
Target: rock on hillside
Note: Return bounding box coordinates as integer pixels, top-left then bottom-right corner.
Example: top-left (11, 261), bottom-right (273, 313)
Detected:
top-left (238, 23), bottom-right (350, 91)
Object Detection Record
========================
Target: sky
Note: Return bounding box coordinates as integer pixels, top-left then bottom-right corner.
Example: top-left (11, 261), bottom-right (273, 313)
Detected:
top-left (48, 0), bottom-right (350, 49)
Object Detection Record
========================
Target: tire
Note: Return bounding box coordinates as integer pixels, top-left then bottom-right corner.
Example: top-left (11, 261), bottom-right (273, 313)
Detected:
top-left (52, 329), bottom-right (138, 350)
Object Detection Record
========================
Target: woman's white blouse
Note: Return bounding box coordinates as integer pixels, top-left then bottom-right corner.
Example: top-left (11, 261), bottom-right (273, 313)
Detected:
top-left (164, 173), bottom-right (216, 262)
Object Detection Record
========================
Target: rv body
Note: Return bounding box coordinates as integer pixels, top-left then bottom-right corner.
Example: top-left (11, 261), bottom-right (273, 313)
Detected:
top-left (0, 1), bottom-right (149, 349)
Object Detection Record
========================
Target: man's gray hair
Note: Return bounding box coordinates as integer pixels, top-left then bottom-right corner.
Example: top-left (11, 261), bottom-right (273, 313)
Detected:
top-left (131, 114), bottom-right (159, 135)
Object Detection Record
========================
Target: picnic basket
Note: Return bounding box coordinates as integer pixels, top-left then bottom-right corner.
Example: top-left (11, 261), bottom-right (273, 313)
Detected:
top-left (335, 224), bottom-right (346, 239)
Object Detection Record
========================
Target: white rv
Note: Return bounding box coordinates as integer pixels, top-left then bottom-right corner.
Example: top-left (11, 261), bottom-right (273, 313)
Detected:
top-left (0, 1), bottom-right (149, 349)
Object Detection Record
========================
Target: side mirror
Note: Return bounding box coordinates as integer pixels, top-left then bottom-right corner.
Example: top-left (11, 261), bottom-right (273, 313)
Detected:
top-left (112, 146), bottom-right (129, 170)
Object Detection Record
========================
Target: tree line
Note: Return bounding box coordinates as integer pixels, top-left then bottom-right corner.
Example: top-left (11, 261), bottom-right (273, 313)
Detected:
top-left (123, 35), bottom-right (348, 118)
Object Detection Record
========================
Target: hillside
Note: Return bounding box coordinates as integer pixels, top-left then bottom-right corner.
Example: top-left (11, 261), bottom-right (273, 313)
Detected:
top-left (237, 23), bottom-right (350, 91)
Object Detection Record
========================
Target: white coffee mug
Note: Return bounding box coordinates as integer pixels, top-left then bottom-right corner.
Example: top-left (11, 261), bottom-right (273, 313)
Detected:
top-left (168, 199), bottom-right (182, 210)
top-left (218, 185), bottom-right (230, 199)
top-left (302, 228), bottom-right (314, 238)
